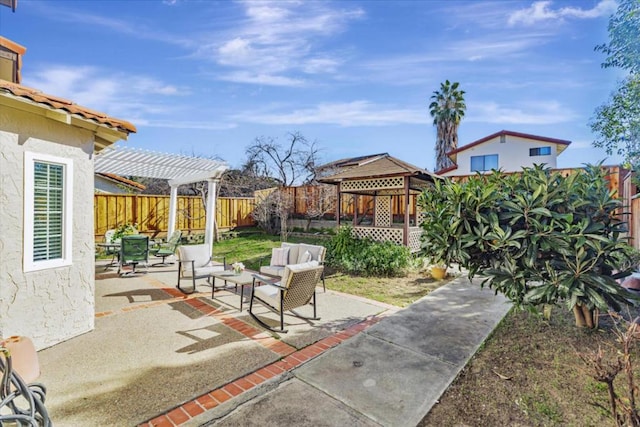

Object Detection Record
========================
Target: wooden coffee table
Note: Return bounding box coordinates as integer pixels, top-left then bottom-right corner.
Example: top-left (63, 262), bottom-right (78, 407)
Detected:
top-left (210, 269), bottom-right (272, 311)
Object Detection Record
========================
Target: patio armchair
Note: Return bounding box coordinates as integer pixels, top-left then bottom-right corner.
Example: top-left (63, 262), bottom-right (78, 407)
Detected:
top-left (117, 235), bottom-right (149, 276)
top-left (150, 230), bottom-right (182, 266)
top-left (176, 244), bottom-right (226, 294)
top-left (249, 263), bottom-right (324, 333)
top-left (0, 339), bottom-right (51, 426)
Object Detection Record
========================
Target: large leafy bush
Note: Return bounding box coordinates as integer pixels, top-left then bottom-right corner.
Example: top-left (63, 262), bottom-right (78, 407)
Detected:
top-left (326, 226), bottom-right (411, 276)
top-left (418, 165), bottom-right (636, 327)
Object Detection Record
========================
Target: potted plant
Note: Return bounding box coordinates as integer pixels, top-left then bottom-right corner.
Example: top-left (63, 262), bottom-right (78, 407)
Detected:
top-left (430, 262), bottom-right (448, 280)
top-left (112, 222), bottom-right (138, 242)
top-left (231, 261), bottom-right (245, 275)
top-left (418, 183), bottom-right (459, 281)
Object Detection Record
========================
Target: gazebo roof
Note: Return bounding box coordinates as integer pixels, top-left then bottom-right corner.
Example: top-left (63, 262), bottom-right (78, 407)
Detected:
top-left (94, 146), bottom-right (229, 186)
top-left (319, 154), bottom-right (439, 183)
top-left (318, 154), bottom-right (439, 195)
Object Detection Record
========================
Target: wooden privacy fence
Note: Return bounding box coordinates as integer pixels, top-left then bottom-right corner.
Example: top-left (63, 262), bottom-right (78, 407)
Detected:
top-left (630, 197), bottom-right (640, 250)
top-left (94, 194), bottom-right (255, 242)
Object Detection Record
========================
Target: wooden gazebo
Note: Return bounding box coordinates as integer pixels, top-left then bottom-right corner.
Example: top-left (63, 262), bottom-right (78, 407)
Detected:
top-left (318, 153), bottom-right (439, 252)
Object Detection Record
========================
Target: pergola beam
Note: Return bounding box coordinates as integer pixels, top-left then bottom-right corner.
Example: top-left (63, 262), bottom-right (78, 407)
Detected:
top-left (95, 146), bottom-right (229, 249)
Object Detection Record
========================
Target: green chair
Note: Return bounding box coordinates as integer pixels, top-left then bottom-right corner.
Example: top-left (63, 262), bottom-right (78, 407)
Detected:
top-left (118, 235), bottom-right (149, 276)
top-left (150, 230), bottom-right (182, 266)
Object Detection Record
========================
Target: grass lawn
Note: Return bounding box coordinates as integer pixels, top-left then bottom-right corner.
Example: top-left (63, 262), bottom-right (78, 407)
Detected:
top-left (420, 306), bottom-right (640, 426)
top-left (213, 229), bottom-right (449, 307)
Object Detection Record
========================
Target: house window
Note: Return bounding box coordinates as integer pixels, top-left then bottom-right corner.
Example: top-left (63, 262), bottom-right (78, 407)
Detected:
top-left (470, 154), bottom-right (498, 172)
top-left (24, 152), bottom-right (73, 272)
top-left (530, 146), bottom-right (551, 156)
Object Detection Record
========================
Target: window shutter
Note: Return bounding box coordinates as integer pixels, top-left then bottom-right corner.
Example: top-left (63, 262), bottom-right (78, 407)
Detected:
top-left (32, 161), bottom-right (64, 261)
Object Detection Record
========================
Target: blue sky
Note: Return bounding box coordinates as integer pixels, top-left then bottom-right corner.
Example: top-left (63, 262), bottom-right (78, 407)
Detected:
top-left (0, 0), bottom-right (626, 172)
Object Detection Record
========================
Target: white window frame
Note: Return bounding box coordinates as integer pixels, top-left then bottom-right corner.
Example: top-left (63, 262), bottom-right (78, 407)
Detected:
top-left (529, 146), bottom-right (552, 157)
top-left (23, 151), bottom-right (73, 272)
top-left (470, 154), bottom-right (499, 172)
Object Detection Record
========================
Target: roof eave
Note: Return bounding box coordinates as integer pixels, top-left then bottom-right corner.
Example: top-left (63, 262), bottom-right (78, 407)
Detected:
top-left (0, 91), bottom-right (132, 151)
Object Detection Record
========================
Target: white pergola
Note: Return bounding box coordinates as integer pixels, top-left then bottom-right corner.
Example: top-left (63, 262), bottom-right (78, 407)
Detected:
top-left (94, 146), bottom-right (229, 257)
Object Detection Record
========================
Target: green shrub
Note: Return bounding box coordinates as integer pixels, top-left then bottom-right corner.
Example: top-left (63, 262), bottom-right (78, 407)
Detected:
top-left (418, 164), bottom-right (636, 328)
top-left (326, 226), bottom-right (411, 276)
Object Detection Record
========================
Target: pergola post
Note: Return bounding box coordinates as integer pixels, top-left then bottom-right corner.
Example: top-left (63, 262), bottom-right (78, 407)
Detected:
top-left (168, 185), bottom-right (178, 236)
top-left (204, 179), bottom-right (218, 258)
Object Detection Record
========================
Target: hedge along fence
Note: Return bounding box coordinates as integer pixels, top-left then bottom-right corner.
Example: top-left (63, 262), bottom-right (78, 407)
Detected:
top-left (94, 194), bottom-right (255, 242)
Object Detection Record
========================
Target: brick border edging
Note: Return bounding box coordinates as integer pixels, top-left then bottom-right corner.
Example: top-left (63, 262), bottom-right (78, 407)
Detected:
top-left (139, 314), bottom-right (384, 427)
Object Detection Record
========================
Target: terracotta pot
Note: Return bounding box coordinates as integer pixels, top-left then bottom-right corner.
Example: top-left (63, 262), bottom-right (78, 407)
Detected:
top-left (431, 266), bottom-right (447, 280)
top-left (0, 335), bottom-right (40, 383)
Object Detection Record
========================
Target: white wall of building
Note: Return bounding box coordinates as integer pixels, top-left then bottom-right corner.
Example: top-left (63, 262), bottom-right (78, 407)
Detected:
top-left (0, 108), bottom-right (96, 350)
top-left (94, 175), bottom-right (138, 194)
top-left (443, 134), bottom-right (559, 176)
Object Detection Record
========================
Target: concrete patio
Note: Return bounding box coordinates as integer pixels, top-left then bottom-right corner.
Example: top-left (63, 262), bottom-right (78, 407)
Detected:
top-left (36, 259), bottom-right (394, 426)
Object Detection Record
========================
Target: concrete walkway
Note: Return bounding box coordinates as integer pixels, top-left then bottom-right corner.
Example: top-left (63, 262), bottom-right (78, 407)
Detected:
top-left (182, 276), bottom-right (511, 427)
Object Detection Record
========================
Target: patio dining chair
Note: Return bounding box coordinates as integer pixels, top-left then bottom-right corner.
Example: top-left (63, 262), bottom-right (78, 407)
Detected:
top-left (150, 230), bottom-right (182, 266)
top-left (100, 229), bottom-right (119, 268)
top-left (249, 264), bottom-right (323, 333)
top-left (176, 244), bottom-right (226, 294)
top-left (118, 235), bottom-right (149, 276)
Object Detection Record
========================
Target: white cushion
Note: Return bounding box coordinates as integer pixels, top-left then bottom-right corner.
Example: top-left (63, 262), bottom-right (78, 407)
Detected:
top-left (178, 244), bottom-right (210, 269)
top-left (282, 242), bottom-right (300, 265)
top-left (299, 250), bottom-right (312, 263)
top-left (270, 247), bottom-right (289, 266)
top-left (280, 261), bottom-right (319, 285)
top-left (255, 284), bottom-right (282, 308)
top-left (190, 263), bottom-right (225, 278)
top-left (298, 244), bottom-right (325, 263)
top-left (260, 265), bottom-right (285, 277)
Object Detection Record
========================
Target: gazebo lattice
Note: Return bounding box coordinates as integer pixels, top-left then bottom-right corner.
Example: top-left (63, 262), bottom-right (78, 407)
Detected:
top-left (319, 154), bottom-right (438, 253)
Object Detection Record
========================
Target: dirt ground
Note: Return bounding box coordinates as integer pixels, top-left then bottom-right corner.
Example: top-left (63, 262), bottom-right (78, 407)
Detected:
top-left (419, 306), bottom-right (640, 426)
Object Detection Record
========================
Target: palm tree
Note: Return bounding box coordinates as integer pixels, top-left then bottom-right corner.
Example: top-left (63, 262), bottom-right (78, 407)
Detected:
top-left (429, 80), bottom-right (466, 172)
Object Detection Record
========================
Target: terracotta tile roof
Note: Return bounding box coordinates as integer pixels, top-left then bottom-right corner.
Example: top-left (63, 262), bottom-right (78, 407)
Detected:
top-left (0, 79), bottom-right (136, 134)
top-left (96, 173), bottom-right (146, 191)
top-left (319, 154), bottom-right (438, 182)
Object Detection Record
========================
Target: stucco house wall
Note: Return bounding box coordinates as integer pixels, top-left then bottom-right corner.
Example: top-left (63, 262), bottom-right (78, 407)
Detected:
top-left (0, 108), bottom-right (96, 350)
top-left (442, 134), bottom-right (559, 177)
top-left (438, 131), bottom-right (572, 177)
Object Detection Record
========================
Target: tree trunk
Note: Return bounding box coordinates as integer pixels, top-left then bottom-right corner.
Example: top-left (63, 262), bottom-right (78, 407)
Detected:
top-left (573, 304), bottom-right (599, 328)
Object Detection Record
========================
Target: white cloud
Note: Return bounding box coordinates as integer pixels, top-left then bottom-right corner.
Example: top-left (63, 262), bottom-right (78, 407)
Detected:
top-left (219, 71), bottom-right (306, 87)
top-left (469, 101), bottom-right (578, 124)
top-left (208, 1), bottom-right (363, 86)
top-left (233, 101), bottom-right (426, 127)
top-left (23, 65), bottom-right (186, 119)
top-left (508, 0), bottom-right (617, 27)
top-left (136, 119), bottom-right (237, 130)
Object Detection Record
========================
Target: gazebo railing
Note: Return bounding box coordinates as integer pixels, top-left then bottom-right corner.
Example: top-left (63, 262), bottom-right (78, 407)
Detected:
top-left (352, 226), bottom-right (422, 253)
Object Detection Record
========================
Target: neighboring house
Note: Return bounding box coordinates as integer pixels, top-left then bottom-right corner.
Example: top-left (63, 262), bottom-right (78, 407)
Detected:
top-left (437, 130), bottom-right (571, 176)
top-left (0, 39), bottom-right (135, 350)
top-left (95, 172), bottom-right (146, 194)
